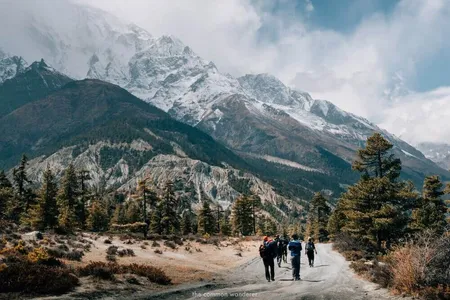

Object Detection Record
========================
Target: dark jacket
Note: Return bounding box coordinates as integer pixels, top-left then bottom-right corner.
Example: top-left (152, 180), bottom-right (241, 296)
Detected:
top-left (288, 239), bottom-right (302, 257)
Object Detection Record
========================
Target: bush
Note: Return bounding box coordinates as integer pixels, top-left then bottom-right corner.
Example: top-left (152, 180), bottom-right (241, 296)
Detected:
top-left (103, 239), bottom-right (112, 244)
top-left (76, 262), bottom-right (171, 285)
top-left (46, 248), bottom-right (84, 261)
top-left (117, 248), bottom-right (135, 257)
top-left (76, 261), bottom-right (116, 280)
top-left (164, 241), bottom-right (177, 249)
top-left (154, 249), bottom-right (163, 254)
top-left (152, 241), bottom-right (160, 247)
top-left (106, 254), bottom-right (117, 262)
top-left (65, 250), bottom-right (84, 261)
top-left (106, 246), bottom-right (118, 255)
top-left (110, 223), bottom-right (147, 233)
top-left (0, 258), bottom-right (79, 294)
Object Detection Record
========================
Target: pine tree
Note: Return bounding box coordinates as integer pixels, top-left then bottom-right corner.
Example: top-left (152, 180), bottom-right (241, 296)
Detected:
top-left (57, 164), bottom-right (80, 230)
top-left (265, 218), bottom-right (277, 236)
top-left (30, 168), bottom-right (58, 230)
top-left (0, 170), bottom-right (12, 188)
top-left (327, 201), bottom-right (346, 239)
top-left (220, 215), bottom-right (232, 236)
top-left (306, 192), bottom-right (331, 242)
top-left (58, 205), bottom-right (76, 233)
top-left (181, 210), bottom-right (193, 235)
top-left (87, 200), bottom-right (109, 232)
top-left (197, 201), bottom-right (215, 235)
top-left (150, 203), bottom-right (163, 234)
top-left (249, 195), bottom-right (261, 234)
top-left (110, 203), bottom-right (126, 226)
top-left (124, 199), bottom-right (142, 223)
top-left (160, 181), bottom-right (180, 234)
top-left (77, 170), bottom-right (91, 229)
top-left (340, 177), bottom-right (416, 250)
top-left (0, 187), bottom-right (14, 220)
top-left (352, 133), bottom-right (401, 180)
top-left (410, 175), bottom-right (448, 235)
top-left (12, 155), bottom-right (35, 220)
top-left (339, 133), bottom-right (416, 251)
top-left (231, 195), bottom-right (253, 235)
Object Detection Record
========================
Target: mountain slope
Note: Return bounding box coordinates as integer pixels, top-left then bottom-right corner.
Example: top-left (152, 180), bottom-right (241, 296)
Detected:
top-left (0, 59), bottom-right (73, 117)
top-left (1, 1), bottom-right (448, 196)
top-left (0, 77), bottom-right (301, 214)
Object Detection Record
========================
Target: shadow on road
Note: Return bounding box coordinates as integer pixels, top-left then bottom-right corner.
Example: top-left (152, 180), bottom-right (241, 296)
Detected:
top-left (311, 264), bottom-right (329, 268)
top-left (301, 279), bottom-right (325, 283)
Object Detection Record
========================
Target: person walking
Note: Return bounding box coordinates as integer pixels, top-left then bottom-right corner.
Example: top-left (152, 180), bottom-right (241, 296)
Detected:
top-left (305, 237), bottom-right (317, 267)
top-left (288, 234), bottom-right (302, 281)
top-left (259, 236), bottom-right (276, 282)
top-left (274, 234), bottom-right (283, 267)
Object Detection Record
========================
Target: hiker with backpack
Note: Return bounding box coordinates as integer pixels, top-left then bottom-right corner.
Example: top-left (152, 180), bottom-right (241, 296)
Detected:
top-left (259, 236), bottom-right (277, 282)
top-left (288, 234), bottom-right (302, 281)
top-left (305, 237), bottom-right (317, 267)
top-left (274, 234), bottom-right (284, 267)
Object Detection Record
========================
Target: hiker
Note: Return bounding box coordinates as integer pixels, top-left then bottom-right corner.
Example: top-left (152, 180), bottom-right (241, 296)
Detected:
top-left (259, 236), bottom-right (276, 282)
top-left (275, 234), bottom-right (284, 267)
top-left (281, 236), bottom-right (288, 263)
top-left (305, 237), bottom-right (317, 267)
top-left (288, 234), bottom-right (302, 280)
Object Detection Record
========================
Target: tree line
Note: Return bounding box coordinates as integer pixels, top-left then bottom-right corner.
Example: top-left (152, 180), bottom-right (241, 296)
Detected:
top-left (325, 133), bottom-right (449, 252)
top-left (0, 156), bottom-right (285, 237)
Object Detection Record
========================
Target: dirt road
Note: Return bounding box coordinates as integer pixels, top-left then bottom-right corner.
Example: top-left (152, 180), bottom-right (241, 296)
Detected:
top-left (140, 244), bottom-right (402, 300)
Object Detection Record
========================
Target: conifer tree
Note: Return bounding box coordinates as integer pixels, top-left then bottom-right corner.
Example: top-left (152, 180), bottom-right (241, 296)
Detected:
top-left (125, 199), bottom-right (142, 223)
top-left (57, 164), bottom-right (79, 230)
top-left (340, 133), bottom-right (416, 251)
top-left (231, 195), bottom-right (254, 235)
top-left (0, 170), bottom-right (11, 188)
top-left (220, 215), bottom-right (232, 236)
top-left (327, 201), bottom-right (346, 239)
top-left (12, 155), bottom-right (35, 220)
top-left (150, 203), bottom-right (163, 234)
top-left (160, 181), bottom-right (180, 234)
top-left (87, 200), bottom-right (109, 232)
top-left (30, 167), bottom-right (58, 230)
top-left (198, 200), bottom-right (215, 235)
top-left (181, 210), bottom-right (193, 235)
top-left (411, 175), bottom-right (448, 235)
top-left (110, 203), bottom-right (126, 226)
top-left (352, 133), bottom-right (401, 180)
top-left (0, 187), bottom-right (14, 220)
top-left (77, 170), bottom-right (91, 228)
top-left (249, 195), bottom-right (261, 234)
top-left (265, 218), bottom-right (277, 236)
top-left (306, 192), bottom-right (331, 242)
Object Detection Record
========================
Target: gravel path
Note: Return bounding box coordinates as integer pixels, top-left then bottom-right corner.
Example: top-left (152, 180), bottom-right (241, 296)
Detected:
top-left (138, 244), bottom-right (405, 300)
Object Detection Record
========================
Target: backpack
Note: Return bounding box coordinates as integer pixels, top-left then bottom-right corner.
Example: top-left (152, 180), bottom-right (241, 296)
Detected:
top-left (306, 242), bottom-right (314, 251)
top-left (259, 243), bottom-right (267, 258)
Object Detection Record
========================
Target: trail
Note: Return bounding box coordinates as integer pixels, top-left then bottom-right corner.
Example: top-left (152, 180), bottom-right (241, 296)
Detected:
top-left (138, 244), bottom-right (404, 300)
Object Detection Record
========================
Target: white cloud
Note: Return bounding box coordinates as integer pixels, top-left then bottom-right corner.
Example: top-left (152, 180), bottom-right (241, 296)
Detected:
top-left (5, 0), bottom-right (450, 143)
top-left (380, 87), bottom-right (450, 145)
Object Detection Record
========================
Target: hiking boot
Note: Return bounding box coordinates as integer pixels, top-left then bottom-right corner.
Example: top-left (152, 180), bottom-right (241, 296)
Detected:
top-left (271, 277), bottom-right (275, 281)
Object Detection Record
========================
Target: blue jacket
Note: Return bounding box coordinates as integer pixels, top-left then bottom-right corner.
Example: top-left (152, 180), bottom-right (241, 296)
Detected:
top-left (288, 240), bottom-right (302, 257)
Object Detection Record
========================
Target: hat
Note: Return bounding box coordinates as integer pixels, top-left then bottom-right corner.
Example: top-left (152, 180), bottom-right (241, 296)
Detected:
top-left (308, 236), bottom-right (312, 241)
top-left (263, 236), bottom-right (268, 241)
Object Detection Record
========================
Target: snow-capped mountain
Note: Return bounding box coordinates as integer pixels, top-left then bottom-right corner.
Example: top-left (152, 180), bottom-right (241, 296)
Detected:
top-left (0, 49), bottom-right (27, 84)
top-left (1, 0), bottom-right (448, 195)
top-left (416, 142), bottom-right (450, 170)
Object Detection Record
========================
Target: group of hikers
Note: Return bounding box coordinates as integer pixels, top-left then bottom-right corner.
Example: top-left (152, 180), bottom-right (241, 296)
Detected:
top-left (259, 234), bottom-right (317, 282)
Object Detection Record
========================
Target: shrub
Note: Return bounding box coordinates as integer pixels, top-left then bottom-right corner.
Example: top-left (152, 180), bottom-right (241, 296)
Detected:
top-left (0, 258), bottom-right (78, 294)
top-left (77, 261), bottom-right (116, 280)
top-left (143, 241), bottom-right (149, 246)
top-left (104, 239), bottom-right (112, 244)
top-left (110, 223), bottom-right (147, 233)
top-left (141, 245), bottom-right (147, 249)
top-left (152, 241), bottom-right (160, 247)
top-left (65, 250), bottom-right (84, 261)
top-left (154, 249), bottom-right (163, 254)
top-left (117, 248), bottom-right (135, 257)
top-left (164, 241), bottom-right (177, 249)
top-left (106, 246), bottom-right (118, 255)
top-left (76, 262), bottom-right (171, 285)
top-left (126, 276), bottom-right (140, 285)
top-left (106, 254), bottom-right (117, 262)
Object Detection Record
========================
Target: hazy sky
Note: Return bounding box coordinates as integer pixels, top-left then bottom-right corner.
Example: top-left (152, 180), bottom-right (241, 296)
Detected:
top-left (73, 0), bottom-right (450, 144)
